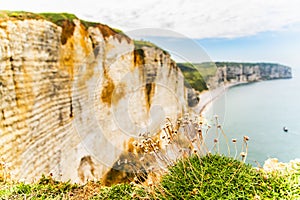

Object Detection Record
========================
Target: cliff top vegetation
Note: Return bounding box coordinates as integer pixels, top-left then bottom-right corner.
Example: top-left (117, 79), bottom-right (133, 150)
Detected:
top-left (0, 10), bottom-right (123, 33)
top-left (134, 40), bottom-right (169, 54)
top-left (1, 154), bottom-right (299, 199)
top-left (177, 62), bottom-right (212, 91)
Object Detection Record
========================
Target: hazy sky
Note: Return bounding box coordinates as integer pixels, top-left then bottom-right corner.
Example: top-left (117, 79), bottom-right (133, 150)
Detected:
top-left (1, 0), bottom-right (300, 67)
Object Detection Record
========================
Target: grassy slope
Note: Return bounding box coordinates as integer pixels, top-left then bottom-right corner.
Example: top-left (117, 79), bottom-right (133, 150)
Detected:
top-left (0, 10), bottom-right (123, 33)
top-left (1, 154), bottom-right (299, 199)
top-left (177, 62), bottom-right (213, 92)
top-left (134, 40), bottom-right (169, 54)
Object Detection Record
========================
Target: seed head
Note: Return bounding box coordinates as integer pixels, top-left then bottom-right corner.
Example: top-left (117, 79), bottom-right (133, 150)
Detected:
top-left (148, 180), bottom-right (153, 187)
top-left (214, 138), bottom-right (218, 143)
top-left (133, 177), bottom-right (139, 183)
top-left (254, 195), bottom-right (261, 200)
top-left (232, 139), bottom-right (237, 143)
top-left (131, 193), bottom-right (137, 198)
top-left (192, 188), bottom-right (198, 195)
top-left (244, 136), bottom-right (249, 141)
top-left (148, 166), bottom-right (155, 171)
top-left (132, 141), bottom-right (138, 146)
top-left (240, 152), bottom-right (246, 157)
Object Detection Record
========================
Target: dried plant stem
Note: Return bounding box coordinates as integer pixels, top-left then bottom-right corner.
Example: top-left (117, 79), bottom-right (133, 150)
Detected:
top-left (218, 126), bottom-right (231, 156)
top-left (234, 142), bottom-right (238, 159)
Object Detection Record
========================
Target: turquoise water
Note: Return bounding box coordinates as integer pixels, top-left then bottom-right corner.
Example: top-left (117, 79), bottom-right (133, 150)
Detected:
top-left (204, 69), bottom-right (300, 166)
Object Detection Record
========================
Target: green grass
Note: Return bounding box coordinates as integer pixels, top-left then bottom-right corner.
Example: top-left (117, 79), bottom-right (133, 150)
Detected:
top-left (0, 175), bottom-right (80, 199)
top-left (177, 63), bottom-right (211, 92)
top-left (0, 10), bottom-right (43, 20)
top-left (92, 183), bottom-right (147, 200)
top-left (39, 12), bottom-right (78, 27)
top-left (134, 40), bottom-right (168, 54)
top-left (157, 154), bottom-right (299, 199)
top-left (177, 62), bottom-right (217, 79)
top-left (92, 154), bottom-right (300, 199)
top-left (1, 154), bottom-right (299, 199)
top-left (0, 10), bottom-right (124, 31)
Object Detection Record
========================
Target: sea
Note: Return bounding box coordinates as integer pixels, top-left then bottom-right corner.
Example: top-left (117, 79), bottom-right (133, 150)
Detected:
top-left (203, 68), bottom-right (300, 166)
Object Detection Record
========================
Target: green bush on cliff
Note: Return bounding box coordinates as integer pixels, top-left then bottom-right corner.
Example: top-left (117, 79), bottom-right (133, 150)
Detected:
top-left (156, 154), bottom-right (297, 199)
top-left (93, 154), bottom-right (300, 199)
top-left (177, 62), bottom-right (209, 92)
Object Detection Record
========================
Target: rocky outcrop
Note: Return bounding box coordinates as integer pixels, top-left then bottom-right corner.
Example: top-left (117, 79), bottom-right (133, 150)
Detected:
top-left (0, 13), bottom-right (188, 183)
top-left (206, 62), bottom-right (292, 89)
top-left (263, 158), bottom-right (300, 174)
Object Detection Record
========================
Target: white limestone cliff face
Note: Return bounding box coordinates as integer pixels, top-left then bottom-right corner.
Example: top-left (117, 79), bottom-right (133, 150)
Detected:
top-left (206, 63), bottom-right (292, 89)
top-left (0, 17), bottom-right (187, 183)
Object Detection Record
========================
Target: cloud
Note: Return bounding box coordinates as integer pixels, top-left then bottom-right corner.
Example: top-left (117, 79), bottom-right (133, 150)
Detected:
top-left (1, 0), bottom-right (300, 39)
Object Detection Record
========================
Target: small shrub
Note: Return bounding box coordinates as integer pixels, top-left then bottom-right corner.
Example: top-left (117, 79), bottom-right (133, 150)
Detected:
top-left (155, 154), bottom-right (297, 199)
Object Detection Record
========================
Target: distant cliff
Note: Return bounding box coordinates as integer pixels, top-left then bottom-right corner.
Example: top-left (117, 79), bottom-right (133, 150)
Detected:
top-left (209, 62), bottom-right (292, 88)
top-left (178, 62), bottom-right (292, 90)
top-left (0, 11), bottom-right (188, 183)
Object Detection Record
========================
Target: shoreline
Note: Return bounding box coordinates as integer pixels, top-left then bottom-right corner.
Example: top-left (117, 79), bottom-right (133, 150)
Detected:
top-left (194, 82), bottom-right (247, 116)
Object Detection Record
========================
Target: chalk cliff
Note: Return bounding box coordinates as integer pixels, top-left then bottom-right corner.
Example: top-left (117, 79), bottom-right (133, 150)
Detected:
top-left (178, 62), bottom-right (292, 91)
top-left (0, 12), bottom-right (187, 183)
top-left (206, 62), bottom-right (292, 89)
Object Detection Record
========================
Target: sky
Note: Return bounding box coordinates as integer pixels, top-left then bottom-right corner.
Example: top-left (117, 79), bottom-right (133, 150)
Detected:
top-left (1, 0), bottom-right (300, 67)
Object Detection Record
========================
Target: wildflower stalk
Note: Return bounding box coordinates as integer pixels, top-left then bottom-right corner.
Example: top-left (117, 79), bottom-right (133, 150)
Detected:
top-left (218, 125), bottom-right (231, 156)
